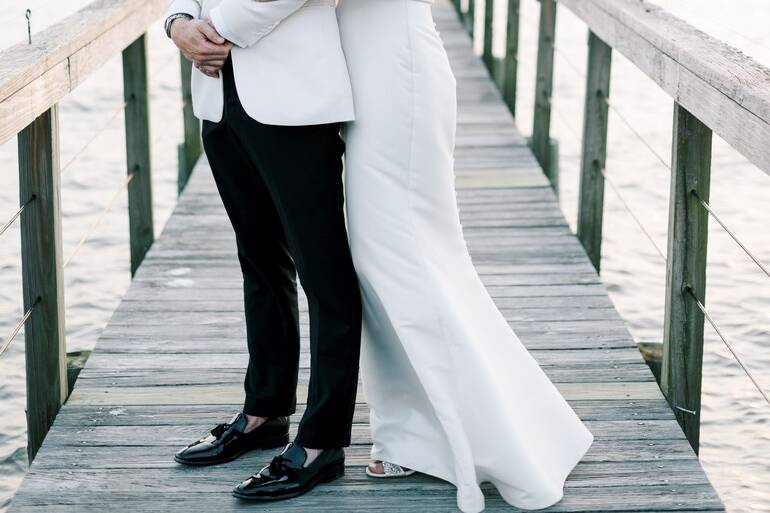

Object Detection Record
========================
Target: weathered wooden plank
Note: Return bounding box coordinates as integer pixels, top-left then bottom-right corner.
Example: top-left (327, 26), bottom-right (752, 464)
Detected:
top-left (661, 104), bottom-right (712, 454)
top-left (0, 0), bottom-right (166, 144)
top-left (122, 34), bottom-right (154, 275)
top-left (557, 0), bottom-right (770, 175)
top-left (17, 106), bottom-right (68, 462)
top-left (502, 0), bottom-right (521, 114)
top-left (53, 399), bottom-right (677, 426)
top-left (28, 437), bottom-right (701, 471)
top-left (41, 420), bottom-right (685, 448)
top-left (577, 31), bottom-right (612, 273)
top-left (482, 0), bottom-right (495, 71)
top-left (66, 381), bottom-right (665, 407)
top-left (465, 0), bottom-right (476, 36)
top-left (530, 0), bottom-right (557, 185)
top-left (19, 458), bottom-right (714, 494)
top-left (9, 486), bottom-right (723, 512)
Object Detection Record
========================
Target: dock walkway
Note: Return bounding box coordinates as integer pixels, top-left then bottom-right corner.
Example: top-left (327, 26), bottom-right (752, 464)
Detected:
top-left (9, 2), bottom-right (723, 511)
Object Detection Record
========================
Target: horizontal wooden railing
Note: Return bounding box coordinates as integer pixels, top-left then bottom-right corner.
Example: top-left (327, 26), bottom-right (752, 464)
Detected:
top-left (454, 0), bottom-right (770, 454)
top-left (0, 0), bottom-right (200, 460)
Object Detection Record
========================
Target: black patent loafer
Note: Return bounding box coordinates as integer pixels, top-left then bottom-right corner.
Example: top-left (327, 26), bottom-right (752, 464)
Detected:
top-left (232, 443), bottom-right (345, 501)
top-left (174, 413), bottom-right (289, 466)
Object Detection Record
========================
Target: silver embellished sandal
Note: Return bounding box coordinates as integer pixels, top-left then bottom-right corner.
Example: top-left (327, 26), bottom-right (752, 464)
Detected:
top-left (366, 460), bottom-right (417, 478)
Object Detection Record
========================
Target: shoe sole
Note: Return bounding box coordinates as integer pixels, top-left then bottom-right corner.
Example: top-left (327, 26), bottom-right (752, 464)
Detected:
top-left (174, 432), bottom-right (290, 467)
top-left (232, 459), bottom-right (345, 501)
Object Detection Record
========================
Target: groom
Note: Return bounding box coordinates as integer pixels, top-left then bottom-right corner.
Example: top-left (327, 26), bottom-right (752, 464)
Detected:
top-left (164, 0), bottom-right (362, 501)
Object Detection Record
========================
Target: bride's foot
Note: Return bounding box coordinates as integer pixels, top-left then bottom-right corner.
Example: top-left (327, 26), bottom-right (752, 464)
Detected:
top-left (366, 460), bottom-right (416, 478)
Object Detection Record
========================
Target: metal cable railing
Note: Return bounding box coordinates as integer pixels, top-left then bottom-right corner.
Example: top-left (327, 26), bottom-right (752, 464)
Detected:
top-left (0, 298), bottom-right (39, 358)
top-left (691, 190), bottom-right (770, 279)
top-left (63, 171), bottom-right (136, 268)
top-left (0, 197), bottom-right (34, 239)
top-left (549, 94), bottom-right (669, 261)
top-left (686, 286), bottom-right (770, 407)
top-left (61, 101), bottom-right (127, 175)
top-left (540, 46), bottom-right (770, 407)
top-left (600, 168), bottom-right (668, 262)
top-left (2, 99), bottom-right (137, 360)
top-left (604, 97), bottom-right (672, 172)
top-left (553, 46), bottom-right (673, 173)
top-left (555, 45), bottom-right (770, 280)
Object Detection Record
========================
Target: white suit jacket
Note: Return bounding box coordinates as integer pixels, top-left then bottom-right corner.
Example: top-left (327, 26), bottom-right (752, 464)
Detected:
top-left (166, 0), bottom-right (354, 125)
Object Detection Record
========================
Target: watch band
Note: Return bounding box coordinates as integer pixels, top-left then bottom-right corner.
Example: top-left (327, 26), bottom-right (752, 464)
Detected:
top-left (165, 13), bottom-right (193, 38)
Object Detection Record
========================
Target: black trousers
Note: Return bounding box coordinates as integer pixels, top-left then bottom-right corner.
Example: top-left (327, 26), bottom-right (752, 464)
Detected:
top-left (201, 57), bottom-right (362, 449)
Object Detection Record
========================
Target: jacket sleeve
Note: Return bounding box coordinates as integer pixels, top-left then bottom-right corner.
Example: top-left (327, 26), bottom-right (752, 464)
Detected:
top-left (166, 0), bottom-right (202, 20)
top-left (209, 0), bottom-right (311, 49)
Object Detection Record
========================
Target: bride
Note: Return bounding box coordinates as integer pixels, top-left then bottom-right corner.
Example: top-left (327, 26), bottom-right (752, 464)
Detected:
top-left (336, 0), bottom-right (594, 511)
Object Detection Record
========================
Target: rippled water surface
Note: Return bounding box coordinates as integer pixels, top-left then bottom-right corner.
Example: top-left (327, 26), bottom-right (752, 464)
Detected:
top-left (1, 0), bottom-right (769, 511)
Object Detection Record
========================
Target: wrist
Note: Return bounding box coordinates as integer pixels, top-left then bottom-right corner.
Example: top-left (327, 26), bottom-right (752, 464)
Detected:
top-left (166, 13), bottom-right (193, 39)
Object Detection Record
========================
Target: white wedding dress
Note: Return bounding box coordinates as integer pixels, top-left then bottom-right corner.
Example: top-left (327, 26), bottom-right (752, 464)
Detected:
top-left (337, 1), bottom-right (594, 511)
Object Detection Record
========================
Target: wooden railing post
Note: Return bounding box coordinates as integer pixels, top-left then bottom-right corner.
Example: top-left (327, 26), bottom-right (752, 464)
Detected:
top-left (483, 0), bottom-right (495, 72)
top-left (502, 0), bottom-right (521, 116)
top-left (122, 34), bottom-right (154, 276)
top-left (178, 54), bottom-right (201, 195)
top-left (466, 0), bottom-right (475, 39)
top-left (661, 103), bottom-right (712, 454)
top-left (577, 31), bottom-right (612, 273)
top-left (531, 0), bottom-right (557, 191)
top-left (17, 106), bottom-right (67, 462)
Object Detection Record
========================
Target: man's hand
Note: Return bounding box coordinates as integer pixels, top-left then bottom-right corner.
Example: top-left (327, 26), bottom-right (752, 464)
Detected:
top-left (170, 18), bottom-right (232, 78)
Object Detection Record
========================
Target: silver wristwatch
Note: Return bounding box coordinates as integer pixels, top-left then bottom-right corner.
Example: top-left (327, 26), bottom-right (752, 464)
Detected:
top-left (165, 13), bottom-right (193, 38)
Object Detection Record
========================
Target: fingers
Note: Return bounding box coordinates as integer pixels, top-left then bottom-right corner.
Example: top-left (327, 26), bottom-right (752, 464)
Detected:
top-left (177, 20), bottom-right (231, 78)
top-left (195, 53), bottom-right (228, 65)
top-left (192, 57), bottom-right (227, 78)
top-left (195, 63), bottom-right (220, 78)
top-left (197, 21), bottom-right (226, 45)
top-left (190, 41), bottom-right (230, 63)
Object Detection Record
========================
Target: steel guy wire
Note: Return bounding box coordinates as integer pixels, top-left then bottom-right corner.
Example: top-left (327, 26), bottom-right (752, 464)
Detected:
top-left (0, 298), bottom-right (39, 358)
top-left (63, 172), bottom-right (136, 268)
top-left (0, 197), bottom-right (34, 239)
top-left (691, 190), bottom-right (770, 279)
top-left (552, 45), bottom-right (673, 174)
top-left (60, 101), bottom-right (128, 175)
top-left (686, 286), bottom-right (770, 407)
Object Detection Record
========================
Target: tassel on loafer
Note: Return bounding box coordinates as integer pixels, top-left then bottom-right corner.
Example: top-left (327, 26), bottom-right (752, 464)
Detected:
top-left (233, 443), bottom-right (345, 501)
top-left (174, 413), bottom-right (289, 466)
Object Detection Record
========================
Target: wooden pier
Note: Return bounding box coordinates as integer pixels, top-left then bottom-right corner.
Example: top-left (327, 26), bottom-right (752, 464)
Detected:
top-left (12, 0), bottom-right (770, 508)
top-left (4, 2), bottom-right (725, 511)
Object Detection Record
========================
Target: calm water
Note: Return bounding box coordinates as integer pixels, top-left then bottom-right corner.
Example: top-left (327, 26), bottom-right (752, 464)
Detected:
top-left (1, 0), bottom-right (769, 511)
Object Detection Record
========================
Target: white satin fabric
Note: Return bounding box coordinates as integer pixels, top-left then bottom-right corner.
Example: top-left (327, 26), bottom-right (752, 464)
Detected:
top-left (166, 0), bottom-right (354, 125)
top-left (337, 1), bottom-right (594, 511)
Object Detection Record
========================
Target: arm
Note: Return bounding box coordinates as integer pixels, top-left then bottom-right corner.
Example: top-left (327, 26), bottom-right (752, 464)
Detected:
top-left (209, 0), bottom-right (311, 49)
top-left (166, 0), bottom-right (232, 78)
